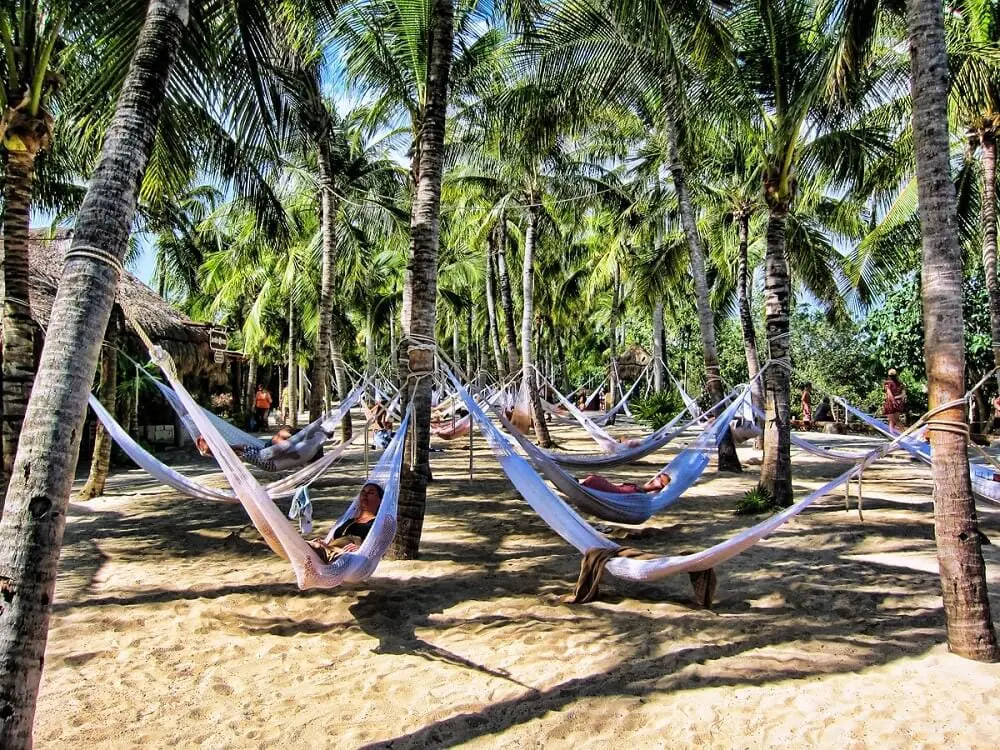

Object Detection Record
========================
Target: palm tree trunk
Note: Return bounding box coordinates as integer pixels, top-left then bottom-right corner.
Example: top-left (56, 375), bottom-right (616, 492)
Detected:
top-left (737, 212), bottom-right (764, 420)
top-left (556, 333), bottom-right (567, 391)
top-left (452, 318), bottom-right (460, 363)
top-left (329, 331), bottom-right (352, 441)
top-left (0, 1), bottom-right (189, 742)
top-left (78, 313), bottom-right (121, 499)
top-left (979, 128), bottom-right (1000, 381)
top-left (309, 143), bottom-right (336, 421)
top-left (759, 209), bottom-right (793, 505)
top-left (496, 213), bottom-right (519, 373)
top-left (391, 0), bottom-right (453, 560)
top-left (652, 297), bottom-right (665, 392)
top-left (287, 297), bottom-right (297, 428)
top-left (245, 358), bottom-right (257, 418)
top-left (521, 194), bottom-right (553, 446)
top-left (465, 303), bottom-right (473, 376)
top-left (1, 147), bottom-right (41, 494)
top-left (606, 265), bottom-right (620, 426)
top-left (907, 0), bottom-right (999, 661)
top-left (485, 227), bottom-right (506, 376)
top-left (665, 118), bottom-right (741, 471)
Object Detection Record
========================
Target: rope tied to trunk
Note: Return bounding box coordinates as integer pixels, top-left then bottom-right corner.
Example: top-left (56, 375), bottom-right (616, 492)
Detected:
top-left (64, 244), bottom-right (124, 278)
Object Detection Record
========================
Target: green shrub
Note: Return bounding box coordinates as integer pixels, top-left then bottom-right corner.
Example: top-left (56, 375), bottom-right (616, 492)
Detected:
top-left (632, 390), bottom-right (685, 430)
top-left (735, 484), bottom-right (781, 515)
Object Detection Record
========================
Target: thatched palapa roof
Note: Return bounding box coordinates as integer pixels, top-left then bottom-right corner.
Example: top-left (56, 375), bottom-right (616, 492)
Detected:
top-left (27, 229), bottom-right (221, 380)
top-left (616, 344), bottom-right (651, 382)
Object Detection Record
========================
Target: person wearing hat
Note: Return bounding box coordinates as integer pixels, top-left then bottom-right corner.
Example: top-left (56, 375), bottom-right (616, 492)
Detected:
top-left (883, 368), bottom-right (907, 432)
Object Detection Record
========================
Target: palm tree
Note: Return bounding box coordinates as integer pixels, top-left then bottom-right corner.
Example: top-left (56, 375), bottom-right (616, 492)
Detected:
top-left (906, 0), bottom-right (999, 661)
top-left (77, 311), bottom-right (121, 499)
top-left (532, 0), bottom-right (743, 469)
top-left (715, 0), bottom-right (897, 503)
top-left (949, 0), bottom-right (1000, 377)
top-left (1, 0), bottom-right (72, 486)
top-left (391, 0), bottom-right (455, 558)
top-left (0, 0), bottom-right (190, 741)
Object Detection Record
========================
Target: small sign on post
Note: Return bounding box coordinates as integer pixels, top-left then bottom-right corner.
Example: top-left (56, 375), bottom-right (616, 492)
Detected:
top-left (209, 327), bottom-right (228, 351)
top-left (213, 349), bottom-right (225, 365)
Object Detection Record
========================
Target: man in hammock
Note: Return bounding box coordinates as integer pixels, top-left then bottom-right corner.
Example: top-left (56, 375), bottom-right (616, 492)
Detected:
top-left (580, 470), bottom-right (671, 494)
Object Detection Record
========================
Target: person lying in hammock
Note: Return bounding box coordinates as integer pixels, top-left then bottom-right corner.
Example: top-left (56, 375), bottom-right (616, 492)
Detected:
top-left (579, 471), bottom-right (671, 494)
top-left (306, 482), bottom-right (384, 562)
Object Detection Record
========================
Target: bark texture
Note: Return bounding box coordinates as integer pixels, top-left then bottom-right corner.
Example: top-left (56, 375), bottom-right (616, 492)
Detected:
top-left (665, 119), bottom-right (741, 472)
top-left (652, 298), bottom-right (665, 392)
top-left (0, 2), bottom-right (190, 744)
top-left (78, 313), bottom-right (120, 499)
top-left (485, 226), bottom-right (506, 377)
top-left (759, 209), bottom-right (793, 506)
top-left (736, 211), bottom-right (764, 419)
top-left (1, 148), bottom-right (40, 494)
top-left (390, 0), bottom-right (453, 559)
top-left (907, 0), bottom-right (999, 661)
top-left (521, 195), bottom-right (552, 447)
top-left (309, 142), bottom-right (336, 421)
top-left (495, 214), bottom-right (519, 373)
top-left (979, 129), bottom-right (1000, 380)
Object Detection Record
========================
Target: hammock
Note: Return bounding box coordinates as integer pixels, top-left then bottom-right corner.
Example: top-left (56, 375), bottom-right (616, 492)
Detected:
top-left (151, 378), bottom-right (266, 449)
top-left (497, 387), bottom-right (750, 524)
top-left (744, 403), bottom-right (873, 461)
top-left (664, 362), bottom-right (702, 418)
top-left (533, 368), bottom-right (621, 452)
top-left (836, 398), bottom-right (1000, 505)
top-left (147, 343), bottom-right (411, 589)
top-left (89, 394), bottom-right (362, 502)
top-left (592, 361), bottom-right (650, 426)
top-left (449, 370), bottom-right (899, 584)
top-left (525, 385), bottom-right (748, 469)
top-left (155, 375), bottom-right (368, 472)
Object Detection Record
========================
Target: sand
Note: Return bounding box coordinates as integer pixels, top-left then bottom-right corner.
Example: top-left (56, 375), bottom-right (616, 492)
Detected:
top-left (34, 416), bottom-right (1000, 748)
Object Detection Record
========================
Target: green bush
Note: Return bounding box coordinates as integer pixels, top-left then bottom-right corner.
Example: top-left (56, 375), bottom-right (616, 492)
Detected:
top-left (632, 390), bottom-right (686, 430)
top-left (735, 484), bottom-right (782, 515)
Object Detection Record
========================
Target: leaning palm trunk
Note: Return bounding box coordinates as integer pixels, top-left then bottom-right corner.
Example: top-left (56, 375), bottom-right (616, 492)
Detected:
top-left (606, 266), bottom-right (620, 426)
top-left (309, 143), bottom-right (336, 421)
top-left (907, 0), bottom-right (998, 661)
top-left (652, 297), bottom-right (665, 392)
top-left (0, 1), bottom-right (190, 743)
top-left (521, 196), bottom-right (553, 447)
top-left (485, 226), bottom-right (506, 377)
top-left (736, 212), bottom-right (764, 421)
top-left (1, 148), bottom-right (41, 494)
top-left (759, 209), bottom-right (793, 505)
top-left (390, 0), bottom-right (453, 559)
top-left (496, 212), bottom-right (520, 373)
top-left (980, 130), bottom-right (1000, 381)
top-left (245, 358), bottom-right (257, 414)
top-left (665, 119), bottom-right (740, 471)
top-left (78, 314), bottom-right (120, 499)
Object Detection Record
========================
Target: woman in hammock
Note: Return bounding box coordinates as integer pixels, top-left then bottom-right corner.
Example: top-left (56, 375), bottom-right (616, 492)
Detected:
top-left (579, 471), bottom-right (671, 494)
top-left (307, 482), bottom-right (384, 561)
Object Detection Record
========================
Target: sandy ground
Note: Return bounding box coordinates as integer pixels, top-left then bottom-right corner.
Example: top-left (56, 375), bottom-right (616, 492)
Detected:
top-left (34, 414), bottom-right (1000, 749)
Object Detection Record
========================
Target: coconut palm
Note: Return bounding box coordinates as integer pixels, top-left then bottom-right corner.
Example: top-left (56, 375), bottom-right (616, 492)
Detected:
top-left (906, 0), bottom-right (999, 661)
top-left (0, 1), bottom-right (191, 740)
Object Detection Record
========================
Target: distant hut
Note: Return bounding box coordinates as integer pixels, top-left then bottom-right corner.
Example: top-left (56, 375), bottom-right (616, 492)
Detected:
top-left (26, 230), bottom-right (236, 451)
top-left (616, 344), bottom-right (651, 383)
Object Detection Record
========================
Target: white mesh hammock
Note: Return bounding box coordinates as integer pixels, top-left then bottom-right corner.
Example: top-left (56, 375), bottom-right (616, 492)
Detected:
top-left (88, 395), bottom-right (361, 502)
top-left (148, 344), bottom-right (411, 589)
top-left (591, 361), bottom-right (650, 426)
top-left (836, 398), bottom-right (1000, 506)
top-left (500, 389), bottom-right (751, 524)
top-left (447, 370), bottom-right (904, 582)
top-left (532, 368), bottom-right (622, 452)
